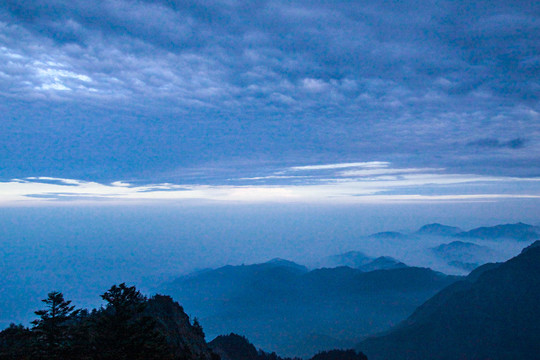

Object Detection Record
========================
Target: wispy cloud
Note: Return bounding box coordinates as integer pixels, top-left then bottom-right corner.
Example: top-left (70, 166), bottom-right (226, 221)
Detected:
top-left (1, 162), bottom-right (539, 205)
top-left (289, 162), bottom-right (389, 171)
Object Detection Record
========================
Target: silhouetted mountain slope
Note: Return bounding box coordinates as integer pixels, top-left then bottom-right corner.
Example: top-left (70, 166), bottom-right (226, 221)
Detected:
top-left (357, 241), bottom-right (540, 360)
top-left (415, 223), bottom-right (462, 236)
top-left (168, 259), bottom-right (308, 307)
top-left (209, 334), bottom-right (367, 360)
top-left (163, 259), bottom-right (460, 358)
top-left (465, 261), bottom-right (501, 281)
top-left (317, 252), bottom-right (406, 271)
top-left (209, 334), bottom-right (265, 360)
top-left (146, 295), bottom-right (215, 360)
top-left (455, 222), bottom-right (539, 241)
top-left (209, 333), bottom-right (298, 360)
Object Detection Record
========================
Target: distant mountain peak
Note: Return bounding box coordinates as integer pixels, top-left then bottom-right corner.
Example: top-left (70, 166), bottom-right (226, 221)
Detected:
top-left (255, 258), bottom-right (309, 272)
top-left (456, 222), bottom-right (539, 241)
top-left (267, 257), bottom-right (295, 265)
top-left (431, 241), bottom-right (494, 271)
top-left (416, 223), bottom-right (462, 236)
top-left (358, 256), bottom-right (407, 272)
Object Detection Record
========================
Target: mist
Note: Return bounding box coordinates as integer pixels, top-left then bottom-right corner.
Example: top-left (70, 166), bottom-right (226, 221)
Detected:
top-left (1, 199), bottom-right (539, 329)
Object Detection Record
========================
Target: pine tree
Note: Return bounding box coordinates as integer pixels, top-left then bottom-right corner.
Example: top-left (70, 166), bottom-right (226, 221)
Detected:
top-left (94, 283), bottom-right (170, 360)
top-left (31, 291), bottom-right (79, 359)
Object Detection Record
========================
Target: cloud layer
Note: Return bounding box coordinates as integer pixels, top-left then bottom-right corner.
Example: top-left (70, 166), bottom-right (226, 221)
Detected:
top-left (2, 162), bottom-right (539, 205)
top-left (0, 0), bottom-right (539, 182)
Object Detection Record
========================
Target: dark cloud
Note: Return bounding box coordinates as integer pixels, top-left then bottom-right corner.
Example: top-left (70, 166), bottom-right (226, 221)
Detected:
top-left (468, 138), bottom-right (527, 149)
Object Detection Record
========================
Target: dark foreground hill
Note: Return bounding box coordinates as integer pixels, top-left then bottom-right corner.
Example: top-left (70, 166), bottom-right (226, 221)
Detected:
top-left (209, 333), bottom-right (367, 360)
top-left (357, 241), bottom-right (540, 360)
top-left (163, 260), bottom-right (460, 358)
top-left (0, 284), bottom-right (217, 360)
top-left (0, 284), bottom-right (366, 360)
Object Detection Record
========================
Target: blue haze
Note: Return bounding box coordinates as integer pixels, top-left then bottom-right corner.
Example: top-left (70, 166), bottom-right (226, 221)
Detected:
top-left (1, 201), bottom-right (539, 329)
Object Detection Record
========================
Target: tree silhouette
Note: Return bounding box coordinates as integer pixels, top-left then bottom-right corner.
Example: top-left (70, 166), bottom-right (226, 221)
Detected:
top-left (31, 291), bottom-right (79, 359)
top-left (94, 283), bottom-right (169, 360)
top-left (0, 323), bottom-right (34, 359)
top-left (192, 317), bottom-right (205, 340)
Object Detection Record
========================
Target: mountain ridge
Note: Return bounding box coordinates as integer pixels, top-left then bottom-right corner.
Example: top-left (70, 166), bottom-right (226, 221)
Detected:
top-left (162, 258), bottom-right (460, 358)
top-left (454, 222), bottom-right (539, 241)
top-left (357, 241), bottom-right (540, 360)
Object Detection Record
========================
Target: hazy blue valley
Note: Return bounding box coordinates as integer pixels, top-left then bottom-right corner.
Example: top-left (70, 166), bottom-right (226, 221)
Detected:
top-left (1, 205), bottom-right (538, 358)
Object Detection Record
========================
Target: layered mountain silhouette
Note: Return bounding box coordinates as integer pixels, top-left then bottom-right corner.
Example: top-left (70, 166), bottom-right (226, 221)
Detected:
top-left (454, 222), bottom-right (540, 241)
top-left (415, 223), bottom-right (463, 236)
top-left (357, 241), bottom-right (540, 360)
top-left (367, 222), bottom-right (540, 241)
top-left (431, 241), bottom-right (495, 271)
top-left (357, 256), bottom-right (407, 272)
top-left (318, 252), bottom-right (406, 271)
top-left (162, 259), bottom-right (459, 358)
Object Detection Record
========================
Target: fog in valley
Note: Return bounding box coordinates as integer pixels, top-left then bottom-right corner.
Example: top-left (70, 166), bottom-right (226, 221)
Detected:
top-left (2, 200), bottom-right (537, 331)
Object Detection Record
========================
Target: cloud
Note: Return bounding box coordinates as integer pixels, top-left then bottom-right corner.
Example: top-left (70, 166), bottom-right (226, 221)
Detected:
top-left (0, 0), bottom-right (538, 181)
top-left (1, 162), bottom-right (539, 205)
top-left (289, 162), bottom-right (389, 171)
top-left (467, 138), bottom-right (527, 149)
top-left (339, 168), bottom-right (444, 177)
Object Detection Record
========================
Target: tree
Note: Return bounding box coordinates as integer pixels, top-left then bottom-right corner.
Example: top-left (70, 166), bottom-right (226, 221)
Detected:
top-left (94, 283), bottom-right (169, 360)
top-left (309, 349), bottom-right (368, 360)
top-left (192, 317), bottom-right (205, 340)
top-left (31, 291), bottom-right (79, 359)
top-left (0, 323), bottom-right (34, 359)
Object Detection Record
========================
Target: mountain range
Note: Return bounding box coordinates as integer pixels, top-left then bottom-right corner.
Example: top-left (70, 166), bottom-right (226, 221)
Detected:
top-left (366, 222), bottom-right (540, 241)
top-left (158, 222), bottom-right (539, 357)
top-left (316, 251), bottom-right (406, 271)
top-left (161, 259), bottom-right (459, 358)
top-left (454, 222), bottom-right (540, 241)
top-left (414, 223), bottom-right (463, 236)
top-left (1, 221), bottom-right (539, 359)
top-left (357, 241), bottom-right (540, 359)
top-left (430, 241), bottom-right (495, 271)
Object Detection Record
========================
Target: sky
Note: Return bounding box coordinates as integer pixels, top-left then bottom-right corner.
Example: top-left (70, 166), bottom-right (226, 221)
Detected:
top-left (0, 0), bottom-right (539, 205)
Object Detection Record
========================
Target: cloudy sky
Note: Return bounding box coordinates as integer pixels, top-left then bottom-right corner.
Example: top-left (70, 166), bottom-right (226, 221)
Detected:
top-left (0, 0), bottom-right (539, 204)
